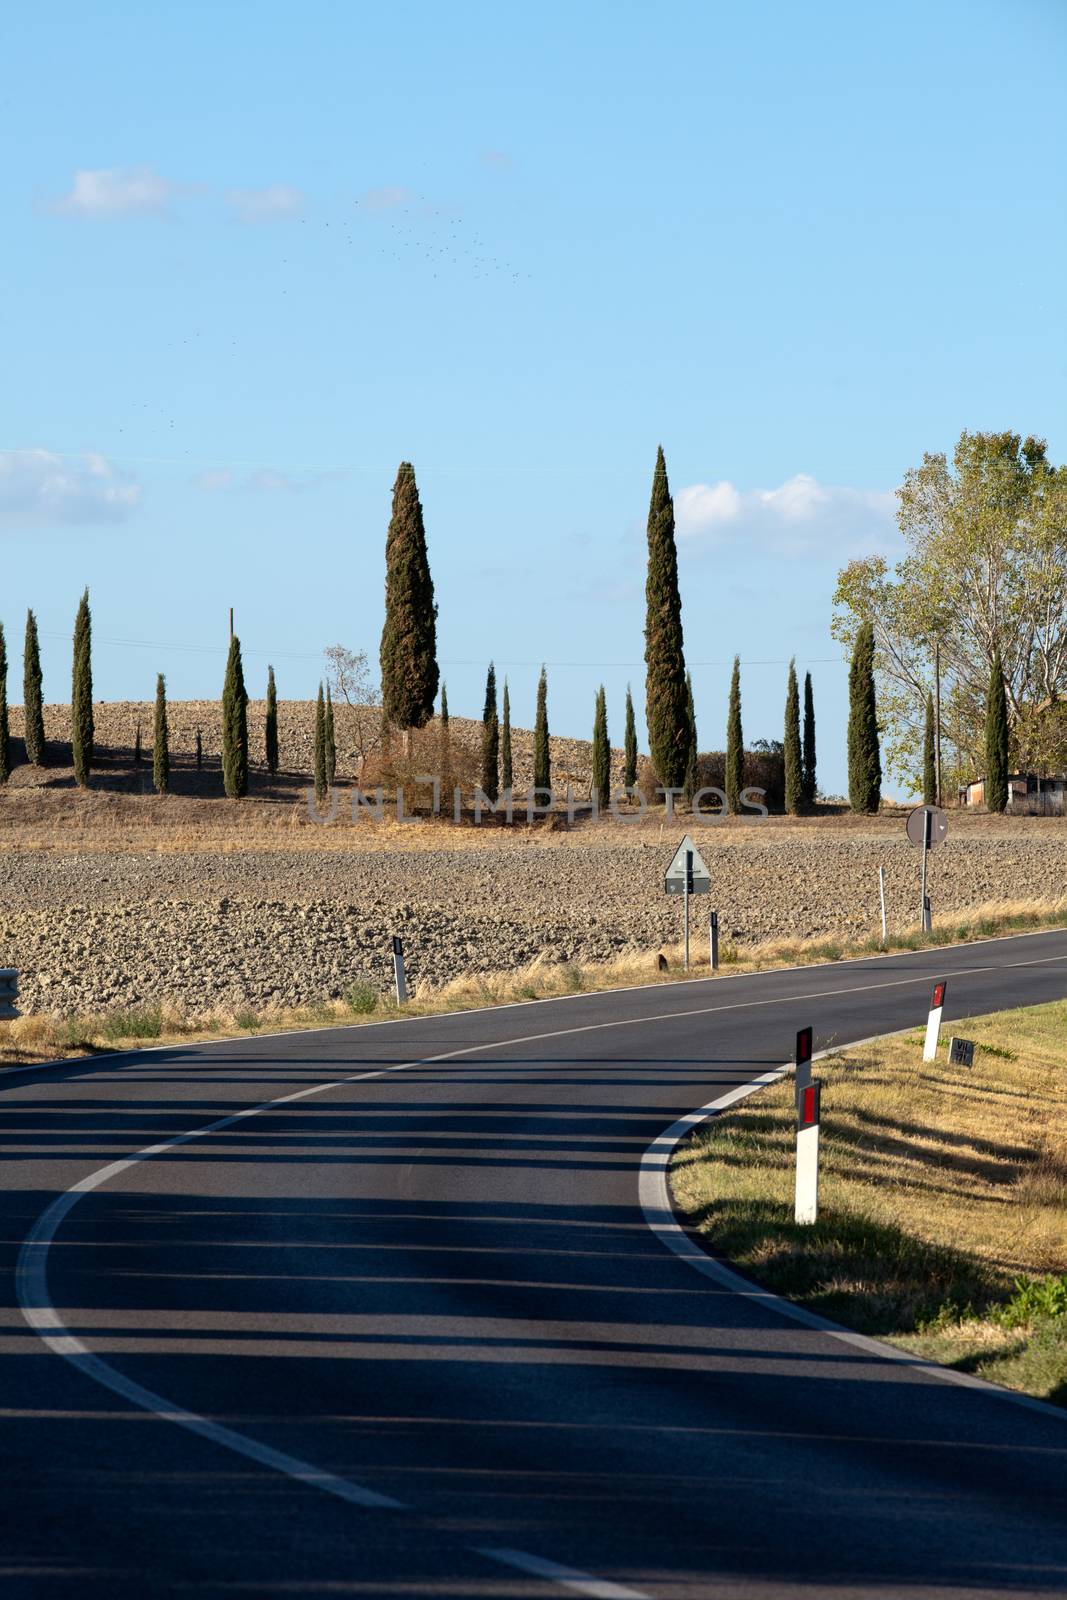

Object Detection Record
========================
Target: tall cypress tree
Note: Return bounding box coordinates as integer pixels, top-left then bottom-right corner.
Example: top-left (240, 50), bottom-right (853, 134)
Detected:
top-left (922, 691), bottom-right (936, 805)
top-left (623, 685), bottom-right (638, 789)
top-left (725, 655), bottom-right (743, 815)
top-left (265, 665), bottom-right (279, 775)
top-left (313, 682), bottom-right (327, 805)
top-left (153, 673), bottom-right (169, 795)
top-left (985, 650), bottom-right (1009, 813)
top-left (439, 682), bottom-right (451, 797)
top-left (195, 727), bottom-right (203, 770)
top-left (802, 671), bottom-right (817, 806)
top-left (533, 666), bottom-right (550, 793)
top-left (325, 684), bottom-right (337, 786)
top-left (23, 610), bottom-right (45, 765)
top-left (71, 588), bottom-right (94, 788)
top-left (784, 660), bottom-right (803, 814)
top-left (481, 663), bottom-right (499, 802)
top-left (221, 634), bottom-right (249, 798)
top-left (0, 623), bottom-right (9, 784)
top-left (847, 621), bottom-right (881, 814)
top-left (683, 671), bottom-right (698, 807)
top-left (643, 446), bottom-right (688, 789)
top-left (500, 679), bottom-right (513, 793)
top-left (592, 685), bottom-right (610, 801)
top-left (379, 462), bottom-right (439, 745)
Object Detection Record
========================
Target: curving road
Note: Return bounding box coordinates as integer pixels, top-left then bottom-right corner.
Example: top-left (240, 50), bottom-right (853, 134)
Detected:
top-left (3, 930), bottom-right (1067, 1598)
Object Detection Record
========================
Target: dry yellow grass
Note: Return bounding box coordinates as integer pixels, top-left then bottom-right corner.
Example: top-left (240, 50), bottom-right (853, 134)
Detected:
top-left (671, 1000), bottom-right (1067, 1403)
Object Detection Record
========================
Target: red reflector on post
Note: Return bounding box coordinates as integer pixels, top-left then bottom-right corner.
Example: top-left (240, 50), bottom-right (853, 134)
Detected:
top-left (796, 1027), bottom-right (813, 1065)
top-left (802, 1085), bottom-right (815, 1124)
top-left (932, 982), bottom-right (945, 1009)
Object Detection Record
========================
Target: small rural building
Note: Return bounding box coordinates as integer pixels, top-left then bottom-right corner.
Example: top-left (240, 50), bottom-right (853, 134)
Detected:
top-left (958, 773), bottom-right (1067, 811)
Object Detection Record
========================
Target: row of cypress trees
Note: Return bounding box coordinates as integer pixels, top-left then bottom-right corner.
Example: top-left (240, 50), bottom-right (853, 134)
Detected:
top-left (0, 595), bottom-right (89, 786)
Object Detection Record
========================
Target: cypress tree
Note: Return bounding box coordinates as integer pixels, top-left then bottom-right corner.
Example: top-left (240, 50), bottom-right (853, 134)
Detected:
top-left (922, 691), bottom-right (936, 805)
top-left (134, 722), bottom-right (142, 765)
top-left (847, 621), bottom-right (881, 814)
top-left (0, 623), bottom-right (9, 784)
top-left (195, 727), bottom-right (203, 770)
top-left (439, 682), bottom-right (451, 796)
top-left (313, 683), bottom-right (327, 805)
top-left (481, 663), bottom-right (499, 802)
top-left (985, 650), bottom-right (1009, 813)
top-left (592, 685), bottom-right (610, 802)
top-left (23, 610), bottom-right (45, 765)
top-left (379, 462), bottom-right (439, 744)
top-left (533, 666), bottom-right (550, 793)
top-left (683, 671), bottom-right (698, 808)
top-left (623, 685), bottom-right (638, 789)
top-left (265, 665), bottom-right (279, 775)
top-left (71, 588), bottom-right (94, 788)
top-left (153, 673), bottom-right (169, 795)
top-left (501, 679), bottom-right (513, 793)
top-left (784, 660), bottom-right (803, 814)
top-left (325, 684), bottom-right (337, 786)
top-left (643, 446), bottom-right (688, 789)
top-left (802, 671), bottom-right (817, 806)
top-left (221, 634), bottom-right (249, 798)
top-left (725, 655), bottom-right (743, 815)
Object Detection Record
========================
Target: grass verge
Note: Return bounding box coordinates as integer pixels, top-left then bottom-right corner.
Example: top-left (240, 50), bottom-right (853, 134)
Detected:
top-left (1, 896), bottom-right (1066, 1072)
top-left (670, 1000), bottom-right (1067, 1408)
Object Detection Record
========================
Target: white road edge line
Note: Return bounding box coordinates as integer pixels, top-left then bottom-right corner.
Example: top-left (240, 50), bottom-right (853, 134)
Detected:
top-left (4, 920), bottom-right (1065, 1084)
top-left (15, 942), bottom-right (1067, 1591)
top-left (638, 1030), bottom-right (1067, 1426)
top-left (477, 1545), bottom-right (652, 1599)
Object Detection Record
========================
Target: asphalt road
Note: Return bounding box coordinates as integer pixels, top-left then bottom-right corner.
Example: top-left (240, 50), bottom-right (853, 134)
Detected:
top-left (3, 930), bottom-right (1067, 1599)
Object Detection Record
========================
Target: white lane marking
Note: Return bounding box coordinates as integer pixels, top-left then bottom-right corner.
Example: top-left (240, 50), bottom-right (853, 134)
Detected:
top-left (478, 1546), bottom-right (652, 1599)
top-left (15, 943), bottom-right (1067, 1586)
top-left (4, 922), bottom-right (1065, 1084)
top-left (638, 1032), bottom-right (1067, 1426)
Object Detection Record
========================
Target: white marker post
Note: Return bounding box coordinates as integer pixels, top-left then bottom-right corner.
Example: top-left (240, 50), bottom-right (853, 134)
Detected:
top-left (794, 1025), bottom-right (814, 1106)
top-left (709, 910), bottom-right (719, 972)
top-left (922, 978), bottom-right (947, 1062)
top-left (392, 936), bottom-right (408, 1004)
top-left (795, 1078), bottom-right (822, 1225)
top-left (878, 867), bottom-right (887, 946)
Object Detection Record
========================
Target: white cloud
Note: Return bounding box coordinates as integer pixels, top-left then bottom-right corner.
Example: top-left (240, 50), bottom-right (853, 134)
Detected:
top-left (52, 166), bottom-right (175, 218)
top-left (226, 184), bottom-right (305, 223)
top-left (676, 472), bottom-right (896, 557)
top-left (358, 185), bottom-right (416, 212)
top-left (0, 450), bottom-right (141, 525)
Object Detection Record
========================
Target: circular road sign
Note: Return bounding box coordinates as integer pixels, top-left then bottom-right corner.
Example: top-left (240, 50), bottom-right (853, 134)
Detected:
top-left (906, 804), bottom-right (949, 849)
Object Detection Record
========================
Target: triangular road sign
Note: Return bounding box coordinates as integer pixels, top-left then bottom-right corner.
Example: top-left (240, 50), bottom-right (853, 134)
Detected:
top-left (664, 833), bottom-right (711, 894)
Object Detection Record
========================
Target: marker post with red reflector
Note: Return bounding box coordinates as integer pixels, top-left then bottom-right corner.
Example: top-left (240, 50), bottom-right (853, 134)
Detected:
top-left (795, 1077), bottom-right (821, 1225)
top-left (923, 978), bottom-right (947, 1062)
top-left (794, 1025), bottom-right (814, 1106)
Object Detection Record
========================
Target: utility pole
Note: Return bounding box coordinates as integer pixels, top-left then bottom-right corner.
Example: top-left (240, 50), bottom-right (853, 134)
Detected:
top-left (934, 640), bottom-right (940, 806)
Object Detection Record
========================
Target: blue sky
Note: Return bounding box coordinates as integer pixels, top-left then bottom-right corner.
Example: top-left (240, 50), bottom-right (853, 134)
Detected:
top-left (2, 0), bottom-right (1064, 796)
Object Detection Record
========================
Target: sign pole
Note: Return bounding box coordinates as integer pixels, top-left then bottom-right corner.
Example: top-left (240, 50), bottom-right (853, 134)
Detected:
top-left (920, 808), bottom-right (931, 931)
top-left (709, 910), bottom-right (719, 972)
top-left (683, 849), bottom-right (691, 970)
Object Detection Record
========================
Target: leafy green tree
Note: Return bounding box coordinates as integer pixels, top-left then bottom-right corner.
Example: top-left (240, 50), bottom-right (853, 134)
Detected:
top-left (802, 671), bottom-right (817, 806)
top-left (922, 692), bottom-right (936, 804)
top-left (481, 663), bottom-right (499, 802)
top-left (643, 446), bottom-right (688, 788)
top-left (985, 650), bottom-right (1009, 812)
top-left (23, 610), bottom-right (45, 765)
top-left (325, 684), bottom-right (337, 785)
top-left (725, 655), bottom-right (743, 814)
top-left (533, 666), bottom-right (550, 792)
top-left (71, 588), bottom-right (94, 787)
top-left (784, 660), bottom-right (803, 814)
top-left (153, 673), bottom-right (169, 794)
top-left (847, 621), bottom-right (881, 813)
top-left (265, 665), bottom-right (279, 775)
top-left (221, 634), bottom-right (249, 798)
top-left (380, 462), bottom-right (439, 747)
top-left (0, 623), bottom-right (9, 783)
top-left (592, 685), bottom-right (610, 801)
top-left (623, 685), bottom-right (637, 788)
top-left (833, 430), bottom-right (1067, 786)
top-left (501, 679), bottom-right (513, 792)
top-left (313, 683), bottom-right (327, 805)
top-left (683, 672), bottom-right (698, 807)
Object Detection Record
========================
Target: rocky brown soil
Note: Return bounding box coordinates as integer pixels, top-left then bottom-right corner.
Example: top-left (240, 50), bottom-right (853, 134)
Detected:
top-left (2, 823), bottom-right (1065, 1017)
